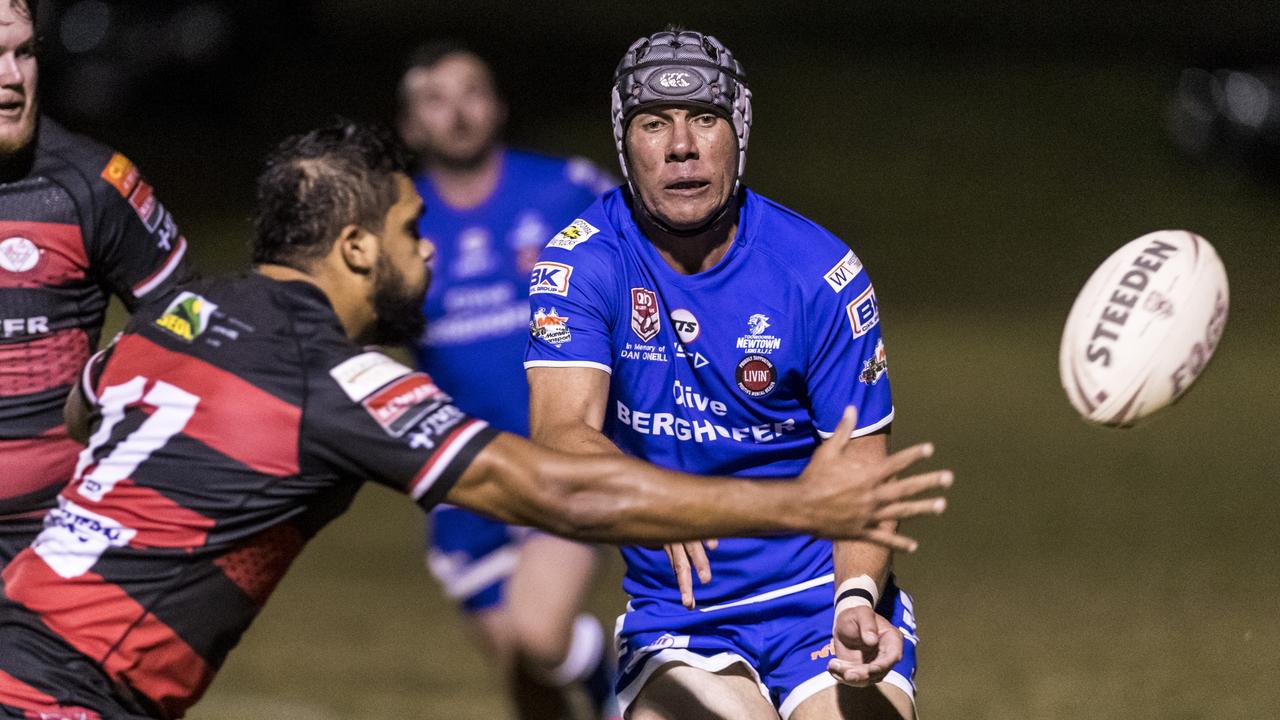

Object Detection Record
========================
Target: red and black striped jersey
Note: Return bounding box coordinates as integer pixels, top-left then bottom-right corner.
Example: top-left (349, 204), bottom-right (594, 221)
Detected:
top-left (0, 273), bottom-right (496, 719)
top-left (0, 117), bottom-right (192, 521)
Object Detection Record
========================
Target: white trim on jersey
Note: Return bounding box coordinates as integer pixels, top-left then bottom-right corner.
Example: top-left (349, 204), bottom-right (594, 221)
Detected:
top-left (427, 543), bottom-right (521, 601)
top-left (815, 408), bottom-right (895, 440)
top-left (132, 236), bottom-right (188, 298)
top-left (696, 573), bottom-right (835, 613)
top-left (522, 359), bottom-right (613, 375)
top-left (410, 420), bottom-right (489, 500)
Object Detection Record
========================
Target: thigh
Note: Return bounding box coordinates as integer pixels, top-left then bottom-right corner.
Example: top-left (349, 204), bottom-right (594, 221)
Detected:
top-left (629, 662), bottom-right (778, 720)
top-left (788, 683), bottom-right (915, 720)
top-left (506, 533), bottom-right (598, 654)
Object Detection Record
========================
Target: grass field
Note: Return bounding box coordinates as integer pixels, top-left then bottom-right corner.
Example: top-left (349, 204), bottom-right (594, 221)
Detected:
top-left (141, 48), bottom-right (1280, 719)
top-left (180, 311), bottom-right (1278, 720)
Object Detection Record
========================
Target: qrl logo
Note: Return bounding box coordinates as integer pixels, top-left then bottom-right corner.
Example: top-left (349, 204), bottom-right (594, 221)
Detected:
top-left (659, 72), bottom-right (691, 89)
top-left (631, 287), bottom-right (660, 342)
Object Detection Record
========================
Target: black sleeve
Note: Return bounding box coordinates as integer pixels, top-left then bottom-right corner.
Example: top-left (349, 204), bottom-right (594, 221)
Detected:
top-left (305, 348), bottom-right (500, 510)
top-left (90, 152), bottom-right (193, 310)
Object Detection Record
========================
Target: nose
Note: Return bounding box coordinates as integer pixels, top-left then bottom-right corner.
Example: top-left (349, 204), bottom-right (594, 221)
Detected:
top-left (665, 118), bottom-right (699, 163)
top-left (0, 52), bottom-right (23, 87)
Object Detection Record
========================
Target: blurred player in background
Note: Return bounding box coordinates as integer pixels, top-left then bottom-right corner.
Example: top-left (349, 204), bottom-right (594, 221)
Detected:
top-left (0, 120), bottom-right (950, 719)
top-left (526, 30), bottom-right (918, 719)
top-left (0, 0), bottom-right (190, 572)
top-left (397, 41), bottom-right (616, 718)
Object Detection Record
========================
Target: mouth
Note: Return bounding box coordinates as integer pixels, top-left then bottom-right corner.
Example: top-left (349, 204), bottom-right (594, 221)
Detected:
top-left (664, 179), bottom-right (710, 195)
top-left (0, 96), bottom-right (25, 119)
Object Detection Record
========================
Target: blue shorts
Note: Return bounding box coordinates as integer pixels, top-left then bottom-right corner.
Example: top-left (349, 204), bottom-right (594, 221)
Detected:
top-left (426, 505), bottom-right (535, 612)
top-left (614, 575), bottom-right (918, 719)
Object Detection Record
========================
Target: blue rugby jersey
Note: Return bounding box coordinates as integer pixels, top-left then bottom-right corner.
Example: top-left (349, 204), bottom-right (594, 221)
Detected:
top-left (524, 188), bottom-right (894, 606)
top-left (414, 150), bottom-right (610, 436)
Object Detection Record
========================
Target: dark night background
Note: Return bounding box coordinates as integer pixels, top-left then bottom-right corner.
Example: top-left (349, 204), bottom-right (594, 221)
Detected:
top-left (29, 1), bottom-right (1280, 717)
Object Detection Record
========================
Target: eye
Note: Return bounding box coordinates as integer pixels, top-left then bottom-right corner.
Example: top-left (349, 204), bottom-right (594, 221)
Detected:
top-left (15, 40), bottom-right (35, 59)
top-left (694, 114), bottom-right (718, 127)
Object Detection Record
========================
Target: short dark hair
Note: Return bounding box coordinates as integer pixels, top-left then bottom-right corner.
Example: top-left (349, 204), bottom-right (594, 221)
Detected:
top-left (397, 40), bottom-right (496, 113)
top-left (252, 121), bottom-right (411, 270)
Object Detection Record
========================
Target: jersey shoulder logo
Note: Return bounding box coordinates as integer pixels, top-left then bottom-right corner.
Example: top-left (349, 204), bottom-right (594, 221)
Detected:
top-left (329, 351), bottom-right (412, 402)
top-left (100, 152), bottom-right (140, 198)
top-left (530, 307), bottom-right (572, 346)
top-left (529, 261), bottom-right (573, 296)
top-left (631, 287), bottom-right (660, 342)
top-left (362, 373), bottom-right (448, 437)
top-left (859, 338), bottom-right (888, 385)
top-left (154, 291), bottom-right (217, 343)
top-left (547, 219), bottom-right (599, 251)
top-left (824, 250), bottom-right (864, 292)
top-left (845, 286), bottom-right (880, 338)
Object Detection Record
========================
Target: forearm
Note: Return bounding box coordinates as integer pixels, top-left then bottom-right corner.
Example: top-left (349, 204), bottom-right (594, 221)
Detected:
top-left (460, 434), bottom-right (810, 544)
top-left (531, 417), bottom-right (620, 456)
top-left (834, 536), bottom-right (892, 591)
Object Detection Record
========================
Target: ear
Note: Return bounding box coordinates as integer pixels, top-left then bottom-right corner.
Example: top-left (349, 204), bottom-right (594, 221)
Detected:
top-left (335, 224), bottom-right (379, 275)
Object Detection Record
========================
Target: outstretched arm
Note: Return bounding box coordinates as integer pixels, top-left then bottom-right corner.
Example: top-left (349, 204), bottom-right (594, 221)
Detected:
top-left (446, 406), bottom-right (950, 545)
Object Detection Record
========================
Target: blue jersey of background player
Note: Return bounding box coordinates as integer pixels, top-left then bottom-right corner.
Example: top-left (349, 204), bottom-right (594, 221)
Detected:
top-left (415, 149), bottom-right (607, 435)
top-left (396, 42), bottom-right (615, 719)
top-left (526, 31), bottom-right (921, 720)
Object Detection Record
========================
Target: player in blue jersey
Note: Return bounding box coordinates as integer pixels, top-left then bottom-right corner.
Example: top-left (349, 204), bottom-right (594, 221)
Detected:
top-left (526, 30), bottom-right (919, 720)
top-left (396, 42), bottom-right (617, 718)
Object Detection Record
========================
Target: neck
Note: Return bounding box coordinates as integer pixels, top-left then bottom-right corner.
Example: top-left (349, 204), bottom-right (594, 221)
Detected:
top-left (422, 147), bottom-right (503, 210)
top-left (634, 193), bottom-right (740, 276)
top-left (255, 263), bottom-right (374, 343)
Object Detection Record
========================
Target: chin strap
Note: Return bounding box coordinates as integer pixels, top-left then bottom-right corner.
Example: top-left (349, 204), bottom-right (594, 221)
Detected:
top-left (628, 187), bottom-right (742, 239)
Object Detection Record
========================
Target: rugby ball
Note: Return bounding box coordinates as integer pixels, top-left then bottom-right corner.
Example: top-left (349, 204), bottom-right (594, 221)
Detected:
top-left (1059, 230), bottom-right (1228, 427)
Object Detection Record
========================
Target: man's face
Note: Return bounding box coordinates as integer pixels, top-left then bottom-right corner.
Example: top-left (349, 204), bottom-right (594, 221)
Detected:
top-left (370, 174), bottom-right (432, 345)
top-left (624, 107), bottom-right (737, 231)
top-left (0, 3), bottom-right (37, 156)
top-left (399, 52), bottom-right (505, 168)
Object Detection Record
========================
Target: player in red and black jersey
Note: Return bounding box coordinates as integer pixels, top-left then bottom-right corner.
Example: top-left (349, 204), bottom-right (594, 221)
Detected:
top-left (0, 0), bottom-right (191, 566)
top-left (0, 121), bottom-right (951, 719)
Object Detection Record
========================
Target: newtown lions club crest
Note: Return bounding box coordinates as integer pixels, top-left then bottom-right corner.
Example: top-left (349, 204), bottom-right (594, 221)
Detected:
top-left (631, 287), bottom-right (660, 342)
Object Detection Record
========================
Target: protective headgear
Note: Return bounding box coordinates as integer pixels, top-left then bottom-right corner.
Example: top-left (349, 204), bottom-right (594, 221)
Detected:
top-left (611, 30), bottom-right (752, 197)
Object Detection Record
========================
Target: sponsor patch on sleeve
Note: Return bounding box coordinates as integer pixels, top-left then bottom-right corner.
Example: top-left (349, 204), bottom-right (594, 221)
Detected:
top-left (824, 250), bottom-right (864, 292)
top-left (329, 351), bottom-right (413, 401)
top-left (100, 152), bottom-right (140, 198)
top-left (547, 219), bottom-right (599, 250)
top-left (154, 291), bottom-right (217, 342)
top-left (530, 307), bottom-right (572, 346)
top-left (859, 338), bottom-right (888, 385)
top-left (529, 261), bottom-right (573, 296)
top-left (362, 372), bottom-right (450, 437)
top-left (845, 286), bottom-right (880, 338)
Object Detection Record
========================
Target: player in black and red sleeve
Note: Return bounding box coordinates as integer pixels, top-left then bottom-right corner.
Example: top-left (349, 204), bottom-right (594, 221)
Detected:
top-left (0, 0), bottom-right (192, 568)
top-left (0, 121), bottom-right (951, 719)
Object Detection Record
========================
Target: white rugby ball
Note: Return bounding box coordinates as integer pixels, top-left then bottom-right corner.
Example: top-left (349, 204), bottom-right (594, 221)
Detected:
top-left (1059, 230), bottom-right (1228, 427)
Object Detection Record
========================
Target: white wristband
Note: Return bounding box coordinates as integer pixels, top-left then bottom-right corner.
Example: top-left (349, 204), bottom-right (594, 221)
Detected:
top-left (834, 575), bottom-right (880, 619)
